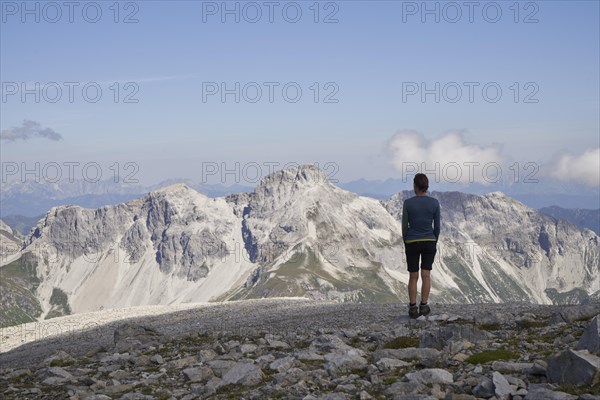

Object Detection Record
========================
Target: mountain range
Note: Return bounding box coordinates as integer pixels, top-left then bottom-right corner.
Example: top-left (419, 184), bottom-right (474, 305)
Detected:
top-left (0, 179), bottom-right (254, 218)
top-left (0, 164), bottom-right (598, 328)
top-left (539, 206), bottom-right (600, 235)
top-left (3, 174), bottom-right (599, 219)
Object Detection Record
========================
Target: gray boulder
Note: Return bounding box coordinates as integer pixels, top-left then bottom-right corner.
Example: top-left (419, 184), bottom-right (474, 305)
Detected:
top-left (420, 325), bottom-right (486, 350)
top-left (371, 347), bottom-right (441, 362)
top-left (405, 368), bottom-right (453, 385)
top-left (113, 323), bottom-right (161, 352)
top-left (384, 381), bottom-right (426, 397)
top-left (309, 334), bottom-right (352, 353)
top-left (183, 366), bottom-right (212, 383)
top-left (547, 349), bottom-right (600, 386)
top-left (577, 316), bottom-right (600, 353)
top-left (551, 306), bottom-right (600, 324)
top-left (217, 361), bottom-right (263, 387)
top-left (375, 358), bottom-right (410, 371)
top-left (525, 360), bottom-right (547, 376)
top-left (269, 356), bottom-right (295, 373)
top-left (492, 361), bottom-right (534, 372)
top-left (473, 377), bottom-right (495, 398)
top-left (206, 359), bottom-right (237, 377)
top-left (524, 386), bottom-right (578, 400)
top-left (324, 349), bottom-right (368, 374)
top-left (492, 371), bottom-right (512, 400)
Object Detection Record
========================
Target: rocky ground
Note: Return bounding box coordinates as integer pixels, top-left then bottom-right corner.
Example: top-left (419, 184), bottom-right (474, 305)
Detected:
top-left (0, 299), bottom-right (599, 400)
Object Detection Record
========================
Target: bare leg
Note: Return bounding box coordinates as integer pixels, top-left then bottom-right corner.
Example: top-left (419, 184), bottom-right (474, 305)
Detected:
top-left (420, 269), bottom-right (431, 303)
top-left (408, 271), bottom-right (419, 304)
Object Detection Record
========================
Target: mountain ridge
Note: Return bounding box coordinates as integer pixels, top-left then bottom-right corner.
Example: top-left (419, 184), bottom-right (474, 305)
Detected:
top-left (539, 205), bottom-right (600, 235)
top-left (1, 164), bottom-right (598, 328)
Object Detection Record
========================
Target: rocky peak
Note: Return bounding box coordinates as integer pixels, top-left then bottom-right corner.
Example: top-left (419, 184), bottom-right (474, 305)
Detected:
top-left (0, 218), bottom-right (22, 254)
top-left (144, 183), bottom-right (208, 227)
top-left (0, 219), bottom-right (12, 233)
top-left (255, 164), bottom-right (332, 194)
top-left (150, 182), bottom-right (194, 195)
top-left (247, 164), bottom-right (340, 218)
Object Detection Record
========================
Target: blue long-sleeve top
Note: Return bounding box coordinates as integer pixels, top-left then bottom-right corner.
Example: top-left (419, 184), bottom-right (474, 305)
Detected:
top-left (401, 195), bottom-right (440, 243)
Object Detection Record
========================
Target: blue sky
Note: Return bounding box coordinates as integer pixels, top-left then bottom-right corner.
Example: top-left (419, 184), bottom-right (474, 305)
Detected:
top-left (1, 0), bottom-right (599, 187)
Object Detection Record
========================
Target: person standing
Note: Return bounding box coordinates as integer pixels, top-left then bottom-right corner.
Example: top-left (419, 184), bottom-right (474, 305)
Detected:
top-left (401, 173), bottom-right (440, 319)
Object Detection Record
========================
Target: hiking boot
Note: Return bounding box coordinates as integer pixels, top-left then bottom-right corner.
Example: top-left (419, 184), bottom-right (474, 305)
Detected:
top-left (409, 305), bottom-right (419, 319)
top-left (419, 303), bottom-right (431, 316)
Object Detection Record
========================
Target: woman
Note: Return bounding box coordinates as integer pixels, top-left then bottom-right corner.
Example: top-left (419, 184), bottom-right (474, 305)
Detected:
top-left (401, 173), bottom-right (440, 319)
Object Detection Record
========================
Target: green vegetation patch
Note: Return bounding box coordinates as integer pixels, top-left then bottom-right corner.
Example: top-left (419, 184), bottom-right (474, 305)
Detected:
top-left (478, 256), bottom-right (530, 302)
top-left (49, 360), bottom-right (75, 367)
top-left (478, 323), bottom-right (502, 331)
top-left (517, 320), bottom-right (549, 329)
top-left (558, 382), bottom-right (600, 396)
top-left (45, 287), bottom-right (72, 320)
top-left (0, 253), bottom-right (43, 328)
top-left (466, 349), bottom-right (519, 364)
top-left (545, 288), bottom-right (591, 305)
top-left (233, 244), bottom-right (402, 303)
top-left (382, 336), bottom-right (420, 349)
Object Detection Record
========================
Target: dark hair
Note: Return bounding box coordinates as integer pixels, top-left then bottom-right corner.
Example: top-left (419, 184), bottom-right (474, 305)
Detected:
top-left (414, 173), bottom-right (429, 192)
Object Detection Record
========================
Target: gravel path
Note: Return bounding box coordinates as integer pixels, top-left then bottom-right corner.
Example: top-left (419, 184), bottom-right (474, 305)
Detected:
top-left (1, 298), bottom-right (596, 370)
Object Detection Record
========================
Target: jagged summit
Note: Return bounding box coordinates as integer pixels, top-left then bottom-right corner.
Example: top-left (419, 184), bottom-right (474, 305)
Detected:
top-left (0, 218), bottom-right (12, 233)
top-left (147, 182), bottom-right (211, 203)
top-left (0, 218), bottom-right (22, 254)
top-left (144, 183), bottom-right (214, 222)
top-left (486, 191), bottom-right (509, 197)
top-left (256, 164), bottom-right (333, 192)
top-left (151, 182), bottom-right (195, 194)
top-left (245, 164), bottom-right (350, 220)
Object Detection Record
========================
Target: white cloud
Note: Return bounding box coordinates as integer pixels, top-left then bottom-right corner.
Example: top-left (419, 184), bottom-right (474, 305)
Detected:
top-left (548, 148), bottom-right (600, 187)
top-left (387, 130), bottom-right (504, 185)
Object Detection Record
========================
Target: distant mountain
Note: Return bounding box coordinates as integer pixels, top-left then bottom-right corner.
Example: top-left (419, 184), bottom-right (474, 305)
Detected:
top-left (338, 178), bottom-right (401, 199)
top-left (1, 215), bottom-right (43, 235)
top-left (0, 219), bottom-right (22, 252)
top-left (0, 179), bottom-right (147, 218)
top-left (222, 166), bottom-right (406, 302)
top-left (0, 219), bottom-right (35, 328)
top-left (1, 165), bottom-right (598, 328)
top-left (510, 194), bottom-right (600, 210)
top-left (385, 191), bottom-right (599, 305)
top-left (539, 206), bottom-right (600, 235)
top-left (340, 178), bottom-right (600, 210)
top-left (0, 179), bottom-right (254, 218)
top-left (4, 175), bottom-right (597, 219)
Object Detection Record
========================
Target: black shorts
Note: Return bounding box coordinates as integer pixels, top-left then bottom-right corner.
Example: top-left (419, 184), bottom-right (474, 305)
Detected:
top-left (405, 241), bottom-right (437, 273)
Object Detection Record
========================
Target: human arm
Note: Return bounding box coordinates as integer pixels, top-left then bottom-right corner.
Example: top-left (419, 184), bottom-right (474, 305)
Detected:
top-left (402, 204), bottom-right (408, 240)
top-left (433, 202), bottom-right (440, 240)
